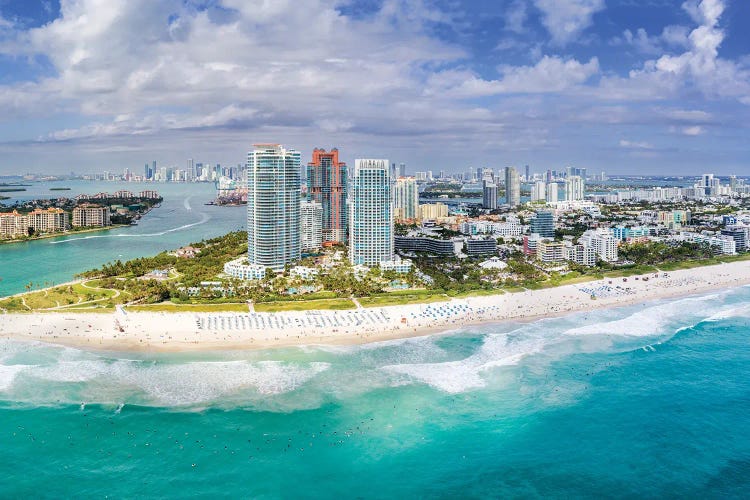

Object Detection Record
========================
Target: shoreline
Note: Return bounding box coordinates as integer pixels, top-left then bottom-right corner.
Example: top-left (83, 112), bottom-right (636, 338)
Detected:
top-left (0, 224), bottom-right (130, 246)
top-left (2, 259), bottom-right (749, 353)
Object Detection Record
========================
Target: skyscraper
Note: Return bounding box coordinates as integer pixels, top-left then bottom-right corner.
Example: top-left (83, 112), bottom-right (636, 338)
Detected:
top-left (306, 148), bottom-right (348, 244)
top-left (300, 200), bottom-right (323, 251)
top-left (482, 180), bottom-right (498, 210)
top-left (525, 164), bottom-right (530, 182)
top-left (350, 159), bottom-right (393, 266)
top-left (247, 144), bottom-right (301, 271)
top-left (531, 181), bottom-right (546, 202)
top-left (398, 163), bottom-right (406, 177)
top-left (505, 166), bottom-right (520, 207)
top-left (565, 175), bottom-right (585, 201)
top-left (393, 177), bottom-right (419, 221)
top-left (546, 182), bottom-right (559, 203)
top-left (187, 158), bottom-right (194, 181)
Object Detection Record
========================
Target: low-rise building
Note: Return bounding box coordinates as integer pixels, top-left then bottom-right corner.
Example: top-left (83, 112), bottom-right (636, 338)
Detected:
top-left (680, 232), bottom-right (736, 255)
top-left (223, 257), bottom-right (267, 280)
top-left (466, 238), bottom-right (497, 256)
top-left (380, 257), bottom-right (413, 274)
top-left (395, 236), bottom-right (457, 255)
top-left (537, 239), bottom-right (565, 263)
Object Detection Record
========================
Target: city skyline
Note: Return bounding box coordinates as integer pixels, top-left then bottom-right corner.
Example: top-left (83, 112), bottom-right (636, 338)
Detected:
top-left (0, 0), bottom-right (748, 175)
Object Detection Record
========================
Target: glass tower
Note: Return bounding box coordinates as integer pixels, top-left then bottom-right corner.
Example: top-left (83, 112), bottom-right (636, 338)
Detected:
top-left (350, 159), bottom-right (394, 266)
top-left (247, 144), bottom-right (301, 271)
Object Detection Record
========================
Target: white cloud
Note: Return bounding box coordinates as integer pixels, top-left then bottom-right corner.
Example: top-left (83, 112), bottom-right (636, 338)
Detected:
top-left (505, 0), bottom-right (528, 34)
top-left (600, 0), bottom-right (750, 103)
top-left (427, 56), bottom-right (599, 97)
top-left (613, 25), bottom-right (690, 55)
top-left (681, 125), bottom-right (705, 135)
top-left (532, 0), bottom-right (605, 45)
top-left (619, 139), bottom-right (654, 150)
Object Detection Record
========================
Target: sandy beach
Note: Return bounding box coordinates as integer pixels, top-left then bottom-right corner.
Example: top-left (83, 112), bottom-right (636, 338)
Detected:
top-left (2, 260), bottom-right (749, 352)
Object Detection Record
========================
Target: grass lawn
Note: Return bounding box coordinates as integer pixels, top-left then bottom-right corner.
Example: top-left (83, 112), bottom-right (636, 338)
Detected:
top-left (253, 299), bottom-right (355, 312)
top-left (358, 293), bottom-right (448, 307)
top-left (604, 265), bottom-right (659, 278)
top-left (126, 302), bottom-right (250, 313)
top-left (448, 288), bottom-right (505, 298)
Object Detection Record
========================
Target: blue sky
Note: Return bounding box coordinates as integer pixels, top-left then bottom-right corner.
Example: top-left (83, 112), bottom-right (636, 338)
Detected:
top-left (0, 0), bottom-right (748, 175)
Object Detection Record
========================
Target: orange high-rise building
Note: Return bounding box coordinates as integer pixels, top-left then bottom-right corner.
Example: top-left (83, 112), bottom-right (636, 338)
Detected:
top-left (306, 148), bottom-right (348, 244)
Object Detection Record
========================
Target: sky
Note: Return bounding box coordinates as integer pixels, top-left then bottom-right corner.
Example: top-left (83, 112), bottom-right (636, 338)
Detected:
top-left (0, 0), bottom-right (748, 176)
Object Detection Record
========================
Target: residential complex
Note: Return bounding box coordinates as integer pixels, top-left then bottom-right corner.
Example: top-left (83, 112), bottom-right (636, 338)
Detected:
top-left (393, 177), bottom-right (419, 221)
top-left (349, 159), bottom-right (394, 266)
top-left (482, 181), bottom-right (498, 210)
top-left (504, 166), bottom-right (520, 207)
top-left (300, 200), bottom-right (323, 251)
top-left (72, 205), bottom-right (111, 227)
top-left (306, 148), bottom-right (348, 244)
top-left (246, 144), bottom-right (301, 271)
top-left (1, 208), bottom-right (69, 238)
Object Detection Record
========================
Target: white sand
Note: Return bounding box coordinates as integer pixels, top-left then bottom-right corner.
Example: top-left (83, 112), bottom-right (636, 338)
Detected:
top-left (2, 260), bottom-right (749, 352)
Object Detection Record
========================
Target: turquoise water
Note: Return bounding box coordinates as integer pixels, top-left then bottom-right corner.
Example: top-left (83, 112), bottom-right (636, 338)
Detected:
top-left (1, 287), bottom-right (749, 497)
top-left (0, 181), bottom-right (244, 296)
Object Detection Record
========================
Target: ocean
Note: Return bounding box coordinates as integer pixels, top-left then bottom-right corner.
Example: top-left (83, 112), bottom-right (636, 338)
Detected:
top-left (1, 286), bottom-right (748, 497)
top-left (0, 180), bottom-right (243, 297)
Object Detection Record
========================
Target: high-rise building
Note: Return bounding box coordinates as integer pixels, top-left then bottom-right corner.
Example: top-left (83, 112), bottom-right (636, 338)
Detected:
top-left (187, 158), bottom-right (195, 181)
top-left (546, 183), bottom-right (559, 203)
top-left (531, 181), bottom-right (546, 202)
top-left (393, 177), bottom-right (419, 221)
top-left (300, 200), bottom-right (323, 251)
top-left (565, 175), bottom-right (585, 201)
top-left (306, 148), bottom-right (348, 244)
top-left (398, 163), bottom-right (406, 177)
top-left (247, 144), bottom-right (301, 271)
top-left (350, 159), bottom-right (394, 266)
top-left (530, 211), bottom-right (555, 238)
top-left (504, 166), bottom-right (520, 207)
top-left (482, 181), bottom-right (498, 210)
top-left (525, 165), bottom-right (530, 182)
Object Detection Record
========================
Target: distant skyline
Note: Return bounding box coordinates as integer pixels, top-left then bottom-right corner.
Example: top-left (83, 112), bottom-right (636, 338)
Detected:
top-left (0, 0), bottom-right (749, 175)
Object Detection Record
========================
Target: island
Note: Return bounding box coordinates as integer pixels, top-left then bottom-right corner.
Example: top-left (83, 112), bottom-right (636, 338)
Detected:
top-left (1, 229), bottom-right (749, 352)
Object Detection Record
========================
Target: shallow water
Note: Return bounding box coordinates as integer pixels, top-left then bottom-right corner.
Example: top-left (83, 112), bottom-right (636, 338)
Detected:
top-left (1, 286), bottom-right (749, 496)
top-left (0, 180), bottom-right (244, 296)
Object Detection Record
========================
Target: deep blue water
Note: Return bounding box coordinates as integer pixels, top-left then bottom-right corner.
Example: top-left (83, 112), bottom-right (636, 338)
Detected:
top-left (1, 287), bottom-right (749, 497)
